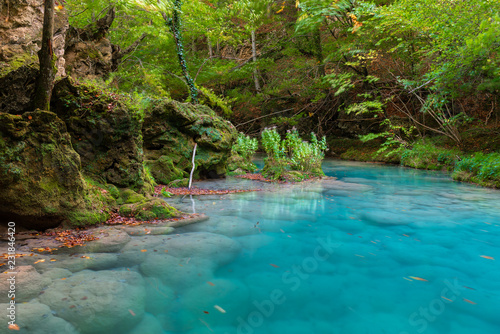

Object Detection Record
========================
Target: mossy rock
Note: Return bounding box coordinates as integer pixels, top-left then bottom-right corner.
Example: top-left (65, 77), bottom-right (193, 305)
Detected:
top-left (168, 178), bottom-right (189, 187)
top-left (143, 99), bottom-right (237, 184)
top-left (145, 157), bottom-right (186, 185)
top-left (0, 111), bottom-right (88, 229)
top-left (227, 155), bottom-right (257, 173)
top-left (118, 197), bottom-right (179, 221)
top-left (0, 65), bottom-right (39, 114)
top-left (51, 77), bottom-right (146, 192)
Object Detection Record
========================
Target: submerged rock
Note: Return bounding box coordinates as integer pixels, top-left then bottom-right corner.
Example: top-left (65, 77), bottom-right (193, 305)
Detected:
top-left (128, 312), bottom-right (164, 334)
top-left (0, 301), bottom-right (78, 334)
top-left (140, 254), bottom-right (216, 290)
top-left (38, 269), bottom-right (146, 334)
top-left (179, 278), bottom-right (251, 328)
top-left (0, 265), bottom-right (50, 303)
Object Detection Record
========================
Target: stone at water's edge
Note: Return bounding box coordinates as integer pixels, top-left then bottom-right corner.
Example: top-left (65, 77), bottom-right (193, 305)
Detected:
top-left (0, 111), bottom-right (88, 229)
top-left (143, 100), bottom-right (237, 184)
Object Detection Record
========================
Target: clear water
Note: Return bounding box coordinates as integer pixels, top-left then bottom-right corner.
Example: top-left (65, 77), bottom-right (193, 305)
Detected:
top-left (6, 160), bottom-right (500, 334)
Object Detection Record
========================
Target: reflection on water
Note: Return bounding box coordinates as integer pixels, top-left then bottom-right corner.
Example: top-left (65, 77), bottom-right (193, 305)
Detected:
top-left (3, 160), bottom-right (500, 334)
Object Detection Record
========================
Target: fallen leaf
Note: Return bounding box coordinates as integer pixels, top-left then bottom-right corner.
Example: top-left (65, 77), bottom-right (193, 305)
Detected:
top-left (269, 263), bottom-right (279, 268)
top-left (8, 324), bottom-right (20, 330)
top-left (129, 309), bottom-right (136, 316)
top-left (141, 249), bottom-right (147, 252)
top-left (203, 311), bottom-right (209, 314)
top-left (463, 298), bottom-right (476, 305)
top-left (207, 281), bottom-right (215, 286)
top-left (214, 305), bottom-right (226, 313)
top-left (441, 296), bottom-right (453, 302)
top-left (480, 255), bottom-right (495, 260)
top-left (409, 276), bottom-right (428, 282)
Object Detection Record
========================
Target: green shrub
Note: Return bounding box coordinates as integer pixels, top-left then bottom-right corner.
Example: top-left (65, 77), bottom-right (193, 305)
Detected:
top-left (285, 129), bottom-right (327, 174)
top-left (453, 152), bottom-right (500, 187)
top-left (401, 141), bottom-right (461, 170)
top-left (233, 133), bottom-right (259, 162)
top-left (261, 127), bottom-right (328, 180)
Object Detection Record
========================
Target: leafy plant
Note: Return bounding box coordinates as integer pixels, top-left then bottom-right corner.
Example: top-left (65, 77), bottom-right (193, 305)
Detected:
top-left (160, 188), bottom-right (173, 197)
top-left (360, 119), bottom-right (416, 157)
top-left (233, 133), bottom-right (259, 162)
top-left (261, 127), bottom-right (327, 180)
top-left (453, 152), bottom-right (500, 187)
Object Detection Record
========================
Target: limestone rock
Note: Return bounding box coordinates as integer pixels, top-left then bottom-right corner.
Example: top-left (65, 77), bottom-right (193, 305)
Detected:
top-left (0, 111), bottom-right (88, 229)
top-left (52, 77), bottom-right (147, 190)
top-left (143, 99), bottom-right (237, 184)
top-left (128, 313), bottom-right (164, 334)
top-left (0, 0), bottom-right (67, 78)
top-left (0, 265), bottom-right (50, 303)
top-left (0, 301), bottom-right (78, 334)
top-left (140, 254), bottom-right (216, 290)
top-left (38, 269), bottom-right (146, 334)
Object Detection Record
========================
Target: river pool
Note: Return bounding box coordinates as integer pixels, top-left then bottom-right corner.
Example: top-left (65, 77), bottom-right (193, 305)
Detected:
top-left (3, 160), bottom-right (500, 334)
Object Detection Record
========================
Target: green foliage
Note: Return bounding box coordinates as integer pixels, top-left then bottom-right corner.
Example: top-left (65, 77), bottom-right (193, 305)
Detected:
top-left (286, 129), bottom-right (327, 173)
top-left (198, 86), bottom-right (235, 116)
top-left (161, 188), bottom-right (173, 197)
top-left (233, 133), bottom-right (259, 162)
top-left (261, 127), bottom-right (327, 180)
top-left (360, 119), bottom-right (416, 157)
top-left (453, 152), bottom-right (500, 188)
top-left (401, 141), bottom-right (461, 170)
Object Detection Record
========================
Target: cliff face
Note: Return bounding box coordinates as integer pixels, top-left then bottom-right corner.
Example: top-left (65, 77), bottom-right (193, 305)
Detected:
top-left (0, 0), bottom-right (67, 77)
top-left (0, 0), bottom-right (68, 114)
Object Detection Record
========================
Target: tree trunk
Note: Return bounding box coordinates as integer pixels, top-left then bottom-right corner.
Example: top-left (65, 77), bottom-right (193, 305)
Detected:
top-left (162, 0), bottom-right (198, 103)
top-left (208, 40), bottom-right (213, 58)
top-left (33, 0), bottom-right (56, 111)
top-left (251, 30), bottom-right (261, 93)
top-left (313, 28), bottom-right (325, 77)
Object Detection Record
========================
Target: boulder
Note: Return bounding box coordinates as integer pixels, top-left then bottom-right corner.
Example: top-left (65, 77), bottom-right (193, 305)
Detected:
top-left (51, 77), bottom-right (147, 191)
top-left (139, 254), bottom-right (216, 290)
top-left (0, 111), bottom-right (88, 229)
top-left (143, 99), bottom-right (237, 184)
top-left (0, 0), bottom-right (67, 78)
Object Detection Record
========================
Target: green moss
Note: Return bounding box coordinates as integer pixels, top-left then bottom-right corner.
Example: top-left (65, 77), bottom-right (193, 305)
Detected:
top-left (401, 141), bottom-right (461, 170)
top-left (118, 205), bottom-right (133, 217)
top-left (119, 188), bottom-right (147, 204)
top-left (0, 53), bottom-right (38, 77)
top-left (227, 155), bottom-right (258, 174)
top-left (168, 178), bottom-right (189, 187)
top-left (151, 204), bottom-right (176, 219)
top-left (136, 210), bottom-right (156, 221)
top-left (106, 184), bottom-right (120, 199)
top-left (67, 210), bottom-right (110, 227)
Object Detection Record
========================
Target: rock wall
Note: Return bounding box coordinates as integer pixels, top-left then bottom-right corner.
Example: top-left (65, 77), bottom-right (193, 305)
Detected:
top-left (51, 77), bottom-right (147, 191)
top-left (0, 0), bottom-right (68, 114)
top-left (0, 110), bottom-right (88, 229)
top-left (0, 0), bottom-right (67, 77)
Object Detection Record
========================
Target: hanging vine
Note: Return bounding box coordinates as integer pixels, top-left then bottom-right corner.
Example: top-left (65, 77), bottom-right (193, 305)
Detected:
top-left (163, 0), bottom-right (198, 103)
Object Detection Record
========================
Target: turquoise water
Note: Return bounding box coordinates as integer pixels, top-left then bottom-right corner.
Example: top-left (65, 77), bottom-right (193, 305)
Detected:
top-left (169, 160), bottom-right (500, 334)
top-left (4, 160), bottom-right (500, 334)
